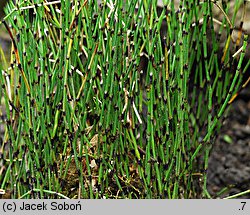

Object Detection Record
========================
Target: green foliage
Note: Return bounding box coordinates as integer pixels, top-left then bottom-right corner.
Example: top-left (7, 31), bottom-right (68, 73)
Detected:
top-left (0, 0), bottom-right (249, 198)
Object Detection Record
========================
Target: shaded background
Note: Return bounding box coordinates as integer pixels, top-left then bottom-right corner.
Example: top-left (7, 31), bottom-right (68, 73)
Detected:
top-left (0, 1), bottom-right (7, 17)
top-left (0, 0), bottom-right (11, 62)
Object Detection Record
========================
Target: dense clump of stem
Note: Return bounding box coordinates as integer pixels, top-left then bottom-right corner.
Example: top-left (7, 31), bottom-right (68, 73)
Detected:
top-left (0, 0), bottom-right (249, 199)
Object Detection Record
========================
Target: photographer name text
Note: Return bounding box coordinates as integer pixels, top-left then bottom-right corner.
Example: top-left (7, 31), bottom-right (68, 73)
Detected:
top-left (2, 201), bottom-right (82, 212)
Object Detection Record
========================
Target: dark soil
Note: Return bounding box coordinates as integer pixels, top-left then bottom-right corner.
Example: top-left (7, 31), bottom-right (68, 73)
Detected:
top-left (207, 86), bottom-right (250, 199)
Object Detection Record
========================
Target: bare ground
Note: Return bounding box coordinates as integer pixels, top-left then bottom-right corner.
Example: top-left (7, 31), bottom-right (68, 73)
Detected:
top-left (207, 86), bottom-right (250, 199)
